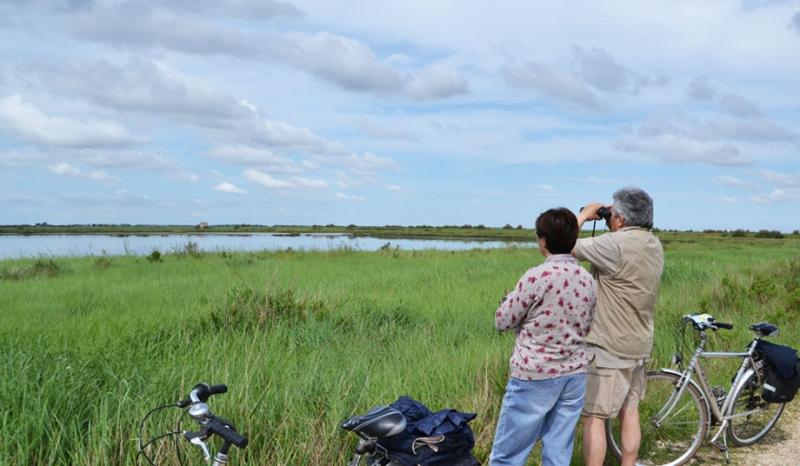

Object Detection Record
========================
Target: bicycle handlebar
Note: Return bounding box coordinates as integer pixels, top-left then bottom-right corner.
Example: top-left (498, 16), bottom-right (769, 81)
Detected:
top-left (683, 314), bottom-right (733, 332)
top-left (178, 383), bottom-right (228, 407)
top-left (208, 417), bottom-right (249, 448)
top-left (181, 383), bottom-right (248, 450)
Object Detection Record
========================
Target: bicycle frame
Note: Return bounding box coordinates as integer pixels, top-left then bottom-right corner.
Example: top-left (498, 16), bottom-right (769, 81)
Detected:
top-left (653, 331), bottom-right (762, 446)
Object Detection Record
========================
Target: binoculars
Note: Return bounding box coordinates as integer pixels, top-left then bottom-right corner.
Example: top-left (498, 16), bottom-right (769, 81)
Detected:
top-left (580, 206), bottom-right (612, 220)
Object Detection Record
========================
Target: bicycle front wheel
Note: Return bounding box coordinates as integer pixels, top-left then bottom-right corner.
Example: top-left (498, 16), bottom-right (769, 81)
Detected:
top-left (726, 370), bottom-right (785, 446)
top-left (606, 370), bottom-right (710, 466)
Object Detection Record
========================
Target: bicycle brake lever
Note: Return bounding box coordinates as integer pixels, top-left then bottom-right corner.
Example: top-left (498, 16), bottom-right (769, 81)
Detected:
top-left (185, 431), bottom-right (212, 464)
top-left (190, 436), bottom-right (212, 464)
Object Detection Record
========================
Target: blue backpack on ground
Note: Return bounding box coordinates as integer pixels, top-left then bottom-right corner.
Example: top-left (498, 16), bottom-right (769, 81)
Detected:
top-left (377, 396), bottom-right (481, 466)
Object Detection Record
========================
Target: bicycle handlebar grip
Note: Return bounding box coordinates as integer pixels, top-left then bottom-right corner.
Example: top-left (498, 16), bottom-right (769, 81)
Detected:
top-left (208, 418), bottom-right (248, 448)
top-left (208, 384), bottom-right (228, 396)
top-left (715, 322), bottom-right (734, 330)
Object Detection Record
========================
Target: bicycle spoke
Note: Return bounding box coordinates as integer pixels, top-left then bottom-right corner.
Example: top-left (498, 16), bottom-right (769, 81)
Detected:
top-left (726, 371), bottom-right (785, 446)
top-left (607, 371), bottom-right (708, 466)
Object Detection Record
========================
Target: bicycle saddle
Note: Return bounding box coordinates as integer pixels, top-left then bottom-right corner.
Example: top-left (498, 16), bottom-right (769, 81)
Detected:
top-left (341, 406), bottom-right (406, 438)
top-left (749, 322), bottom-right (779, 337)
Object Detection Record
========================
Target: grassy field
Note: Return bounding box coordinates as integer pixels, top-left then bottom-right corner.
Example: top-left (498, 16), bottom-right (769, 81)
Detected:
top-left (1, 234), bottom-right (799, 465)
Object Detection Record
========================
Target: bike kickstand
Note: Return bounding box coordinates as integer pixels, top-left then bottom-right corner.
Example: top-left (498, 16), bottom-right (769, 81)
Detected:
top-left (712, 433), bottom-right (731, 464)
top-left (710, 421), bottom-right (732, 464)
top-left (711, 430), bottom-right (731, 464)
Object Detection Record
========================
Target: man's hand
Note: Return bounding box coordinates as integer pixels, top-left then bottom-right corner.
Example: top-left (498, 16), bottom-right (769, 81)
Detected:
top-left (578, 202), bottom-right (606, 229)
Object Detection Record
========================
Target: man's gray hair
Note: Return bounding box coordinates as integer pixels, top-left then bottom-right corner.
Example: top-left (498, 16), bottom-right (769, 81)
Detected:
top-left (613, 187), bottom-right (654, 229)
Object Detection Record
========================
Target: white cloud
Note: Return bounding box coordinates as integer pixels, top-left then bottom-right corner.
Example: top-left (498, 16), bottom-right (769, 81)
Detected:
top-left (760, 169), bottom-right (800, 187)
top-left (79, 149), bottom-right (180, 171)
top-left (503, 46), bottom-right (662, 111)
top-left (386, 184), bottom-right (412, 194)
top-left (241, 118), bottom-right (345, 154)
top-left (242, 168), bottom-right (327, 190)
top-left (300, 160), bottom-right (321, 170)
top-left (292, 176), bottom-right (328, 189)
top-left (0, 94), bottom-right (140, 148)
top-left (617, 112), bottom-right (797, 167)
top-left (47, 162), bottom-right (119, 184)
top-left (685, 77), bottom-right (763, 118)
top-left (205, 145), bottom-right (300, 173)
top-left (751, 188), bottom-right (800, 203)
top-left (404, 63), bottom-right (469, 100)
top-left (243, 168), bottom-right (292, 189)
top-left (41, 59), bottom-right (257, 120)
top-left (636, 114), bottom-right (794, 143)
top-left (616, 135), bottom-right (751, 166)
top-left (335, 191), bottom-right (364, 200)
top-left (337, 152), bottom-right (398, 175)
top-left (693, 119), bottom-right (794, 142)
top-left (213, 182), bottom-right (247, 194)
top-left (334, 169), bottom-right (359, 189)
top-left (70, 4), bottom-right (257, 56)
top-left (715, 175), bottom-right (759, 190)
top-left (88, 170), bottom-right (117, 183)
top-left (48, 162), bottom-right (82, 177)
top-left (69, 6), bottom-right (468, 100)
top-left (718, 93), bottom-right (763, 119)
top-left (37, 59), bottom-right (349, 156)
top-left (571, 46), bottom-right (651, 93)
top-left (504, 62), bottom-right (602, 111)
top-left (268, 31), bottom-right (468, 100)
top-left (539, 184), bottom-right (556, 192)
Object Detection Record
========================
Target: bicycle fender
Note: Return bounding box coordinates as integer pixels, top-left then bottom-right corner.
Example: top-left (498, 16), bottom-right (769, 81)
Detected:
top-left (722, 368), bottom-right (756, 416)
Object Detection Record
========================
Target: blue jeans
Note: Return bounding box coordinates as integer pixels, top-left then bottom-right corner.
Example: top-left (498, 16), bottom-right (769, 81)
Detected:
top-left (489, 373), bottom-right (587, 466)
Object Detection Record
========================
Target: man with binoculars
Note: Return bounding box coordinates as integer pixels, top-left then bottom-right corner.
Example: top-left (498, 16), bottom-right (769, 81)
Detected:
top-left (574, 187), bottom-right (664, 466)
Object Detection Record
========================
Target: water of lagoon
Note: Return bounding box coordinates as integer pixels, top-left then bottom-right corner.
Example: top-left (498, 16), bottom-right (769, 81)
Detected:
top-left (0, 233), bottom-right (535, 259)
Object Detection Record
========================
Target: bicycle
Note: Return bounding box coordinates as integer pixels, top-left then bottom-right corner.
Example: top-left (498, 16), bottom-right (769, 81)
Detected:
top-left (604, 314), bottom-right (786, 466)
top-left (138, 383), bottom-right (420, 466)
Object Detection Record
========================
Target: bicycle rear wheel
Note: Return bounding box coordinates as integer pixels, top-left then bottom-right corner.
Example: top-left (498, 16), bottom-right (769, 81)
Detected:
top-left (606, 370), bottom-right (709, 466)
top-left (726, 370), bottom-right (785, 446)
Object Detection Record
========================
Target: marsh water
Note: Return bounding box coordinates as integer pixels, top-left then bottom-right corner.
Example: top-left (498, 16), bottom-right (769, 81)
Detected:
top-left (0, 233), bottom-right (534, 259)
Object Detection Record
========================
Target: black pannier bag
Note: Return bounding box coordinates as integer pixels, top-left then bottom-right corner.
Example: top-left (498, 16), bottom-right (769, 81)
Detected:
top-left (377, 396), bottom-right (480, 466)
top-left (756, 340), bottom-right (800, 403)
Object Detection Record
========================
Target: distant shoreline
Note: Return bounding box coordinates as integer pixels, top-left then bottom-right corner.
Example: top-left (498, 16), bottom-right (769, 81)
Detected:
top-left (0, 224), bottom-right (542, 242)
top-left (0, 224), bottom-right (795, 242)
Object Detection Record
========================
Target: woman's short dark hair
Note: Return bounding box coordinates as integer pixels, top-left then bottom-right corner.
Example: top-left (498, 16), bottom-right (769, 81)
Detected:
top-left (535, 208), bottom-right (579, 254)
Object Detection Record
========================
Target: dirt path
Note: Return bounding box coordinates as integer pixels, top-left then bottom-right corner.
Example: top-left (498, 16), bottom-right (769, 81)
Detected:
top-left (725, 402), bottom-right (799, 466)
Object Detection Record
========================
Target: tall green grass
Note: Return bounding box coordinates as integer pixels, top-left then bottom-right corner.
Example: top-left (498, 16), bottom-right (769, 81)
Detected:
top-left (0, 237), bottom-right (798, 465)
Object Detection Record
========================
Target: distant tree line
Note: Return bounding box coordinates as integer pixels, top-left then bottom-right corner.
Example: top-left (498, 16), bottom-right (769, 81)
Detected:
top-left (3, 224), bottom-right (797, 237)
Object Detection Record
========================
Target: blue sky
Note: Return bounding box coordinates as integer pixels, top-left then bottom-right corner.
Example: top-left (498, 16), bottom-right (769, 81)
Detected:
top-left (1, 0), bottom-right (799, 230)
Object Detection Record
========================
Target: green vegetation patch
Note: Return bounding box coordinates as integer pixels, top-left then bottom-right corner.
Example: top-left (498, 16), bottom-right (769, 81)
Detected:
top-left (208, 286), bottom-right (328, 331)
top-left (0, 258), bottom-right (65, 280)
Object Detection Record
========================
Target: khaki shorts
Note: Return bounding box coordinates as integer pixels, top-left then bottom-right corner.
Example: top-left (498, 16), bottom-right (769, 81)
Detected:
top-left (582, 345), bottom-right (647, 419)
